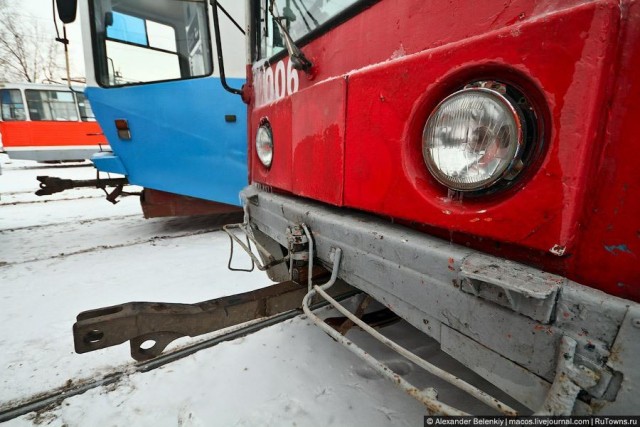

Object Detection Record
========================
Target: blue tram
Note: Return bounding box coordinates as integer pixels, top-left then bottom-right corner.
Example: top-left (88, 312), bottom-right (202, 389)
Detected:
top-left (77, 0), bottom-right (246, 216)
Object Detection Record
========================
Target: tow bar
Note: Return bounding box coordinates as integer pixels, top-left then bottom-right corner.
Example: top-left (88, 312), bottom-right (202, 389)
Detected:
top-left (72, 279), bottom-right (356, 361)
top-left (36, 175), bottom-right (130, 203)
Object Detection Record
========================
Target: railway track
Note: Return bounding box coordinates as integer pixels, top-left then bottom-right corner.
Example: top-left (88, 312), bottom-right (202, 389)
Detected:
top-left (0, 227), bottom-right (219, 266)
top-left (1, 207), bottom-right (244, 266)
top-left (1, 160), bottom-right (275, 411)
top-left (0, 160), bottom-right (534, 421)
top-left (1, 162), bottom-right (92, 172)
top-left (0, 296), bottom-right (353, 423)
top-left (0, 213), bottom-right (141, 233)
top-left (0, 194), bottom-right (107, 207)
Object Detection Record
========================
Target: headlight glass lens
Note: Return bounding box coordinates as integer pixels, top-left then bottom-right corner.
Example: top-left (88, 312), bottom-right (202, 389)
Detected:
top-left (422, 88), bottom-right (522, 192)
top-left (256, 124), bottom-right (273, 168)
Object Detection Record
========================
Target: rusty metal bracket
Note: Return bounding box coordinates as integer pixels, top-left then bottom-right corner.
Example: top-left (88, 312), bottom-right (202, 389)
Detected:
top-left (73, 280), bottom-right (356, 362)
top-left (536, 336), bottom-right (599, 415)
top-left (103, 183), bottom-right (125, 204)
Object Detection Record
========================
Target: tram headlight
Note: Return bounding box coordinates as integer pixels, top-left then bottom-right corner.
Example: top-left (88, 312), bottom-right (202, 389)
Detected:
top-left (422, 87), bottom-right (524, 192)
top-left (256, 123), bottom-right (273, 168)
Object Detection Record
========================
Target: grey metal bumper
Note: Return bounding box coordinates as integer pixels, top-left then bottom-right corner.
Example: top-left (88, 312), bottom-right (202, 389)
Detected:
top-left (242, 185), bottom-right (639, 414)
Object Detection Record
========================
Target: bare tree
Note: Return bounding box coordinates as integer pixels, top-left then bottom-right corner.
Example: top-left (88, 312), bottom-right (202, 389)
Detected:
top-left (0, 2), bottom-right (65, 83)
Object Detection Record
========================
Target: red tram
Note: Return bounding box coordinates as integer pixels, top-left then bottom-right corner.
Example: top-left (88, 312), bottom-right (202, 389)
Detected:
top-left (0, 83), bottom-right (107, 162)
top-left (239, 0), bottom-right (640, 414)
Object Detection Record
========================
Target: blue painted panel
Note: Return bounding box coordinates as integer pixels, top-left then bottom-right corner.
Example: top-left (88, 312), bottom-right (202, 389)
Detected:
top-left (86, 77), bottom-right (247, 206)
top-left (91, 152), bottom-right (127, 175)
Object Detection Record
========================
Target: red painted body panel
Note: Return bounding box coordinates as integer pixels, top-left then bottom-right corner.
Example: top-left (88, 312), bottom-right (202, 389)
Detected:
top-left (251, 98), bottom-right (294, 191)
top-left (569, 1), bottom-right (640, 301)
top-left (0, 121), bottom-right (105, 148)
top-left (344, 3), bottom-right (613, 250)
top-left (251, 75), bottom-right (347, 205)
top-left (249, 0), bottom-right (639, 300)
top-left (291, 78), bottom-right (346, 205)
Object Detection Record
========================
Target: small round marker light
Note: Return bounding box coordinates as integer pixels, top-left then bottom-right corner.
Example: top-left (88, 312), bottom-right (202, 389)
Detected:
top-left (422, 87), bottom-right (524, 192)
top-left (256, 123), bottom-right (273, 168)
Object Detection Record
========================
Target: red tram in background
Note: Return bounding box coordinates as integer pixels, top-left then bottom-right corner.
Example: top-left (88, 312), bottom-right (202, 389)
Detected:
top-left (0, 83), bottom-right (107, 162)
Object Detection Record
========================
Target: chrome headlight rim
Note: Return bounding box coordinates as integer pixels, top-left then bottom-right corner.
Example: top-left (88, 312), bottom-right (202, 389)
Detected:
top-left (422, 83), bottom-right (531, 194)
top-left (256, 121), bottom-right (274, 168)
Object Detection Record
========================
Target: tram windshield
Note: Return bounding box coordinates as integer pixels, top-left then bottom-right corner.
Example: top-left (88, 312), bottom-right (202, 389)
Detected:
top-left (90, 0), bottom-right (213, 87)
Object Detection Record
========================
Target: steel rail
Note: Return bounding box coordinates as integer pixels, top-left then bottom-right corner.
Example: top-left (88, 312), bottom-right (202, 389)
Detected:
top-left (0, 194), bottom-right (105, 207)
top-left (1, 228), bottom-right (219, 268)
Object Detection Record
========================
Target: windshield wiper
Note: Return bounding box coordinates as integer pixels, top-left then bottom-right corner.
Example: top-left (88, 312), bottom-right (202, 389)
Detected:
top-left (269, 0), bottom-right (313, 74)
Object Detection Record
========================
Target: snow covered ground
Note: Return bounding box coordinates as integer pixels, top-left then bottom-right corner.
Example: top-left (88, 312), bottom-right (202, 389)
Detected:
top-left (0, 154), bottom-right (524, 426)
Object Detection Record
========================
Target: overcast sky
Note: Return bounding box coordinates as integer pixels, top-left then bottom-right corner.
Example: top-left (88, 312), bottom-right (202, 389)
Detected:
top-left (21, 0), bottom-right (86, 80)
